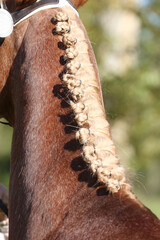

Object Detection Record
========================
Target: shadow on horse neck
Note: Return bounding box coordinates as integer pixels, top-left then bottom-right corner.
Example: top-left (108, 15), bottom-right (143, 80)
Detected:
top-left (0, 1), bottom-right (160, 240)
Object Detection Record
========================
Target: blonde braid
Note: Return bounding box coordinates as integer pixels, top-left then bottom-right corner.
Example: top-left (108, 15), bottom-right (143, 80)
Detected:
top-left (54, 11), bottom-right (131, 193)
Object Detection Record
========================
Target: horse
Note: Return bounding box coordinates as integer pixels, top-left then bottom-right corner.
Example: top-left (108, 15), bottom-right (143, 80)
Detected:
top-left (0, 0), bottom-right (160, 239)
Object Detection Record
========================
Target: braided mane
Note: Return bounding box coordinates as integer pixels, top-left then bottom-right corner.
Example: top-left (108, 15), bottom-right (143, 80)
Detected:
top-left (54, 9), bottom-right (132, 194)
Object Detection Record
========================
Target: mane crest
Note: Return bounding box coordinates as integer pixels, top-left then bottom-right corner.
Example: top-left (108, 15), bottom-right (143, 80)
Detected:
top-left (54, 10), bottom-right (131, 194)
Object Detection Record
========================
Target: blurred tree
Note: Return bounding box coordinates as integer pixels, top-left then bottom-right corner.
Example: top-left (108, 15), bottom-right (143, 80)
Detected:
top-left (0, 124), bottom-right (12, 188)
top-left (79, 0), bottom-right (160, 215)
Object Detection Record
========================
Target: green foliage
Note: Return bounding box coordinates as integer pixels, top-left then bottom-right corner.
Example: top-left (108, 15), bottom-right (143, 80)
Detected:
top-left (79, 0), bottom-right (160, 216)
top-left (0, 123), bottom-right (12, 188)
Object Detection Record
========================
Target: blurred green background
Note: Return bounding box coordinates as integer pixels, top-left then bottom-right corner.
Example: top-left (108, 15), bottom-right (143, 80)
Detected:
top-left (0, 0), bottom-right (160, 218)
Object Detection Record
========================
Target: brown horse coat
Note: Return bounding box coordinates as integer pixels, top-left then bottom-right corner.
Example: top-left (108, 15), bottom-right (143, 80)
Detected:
top-left (0, 1), bottom-right (160, 239)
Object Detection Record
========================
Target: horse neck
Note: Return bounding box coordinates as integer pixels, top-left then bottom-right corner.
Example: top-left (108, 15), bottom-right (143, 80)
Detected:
top-left (8, 7), bottom-right (137, 239)
top-left (2, 6), bottom-right (160, 240)
top-left (9, 8), bottom-right (96, 240)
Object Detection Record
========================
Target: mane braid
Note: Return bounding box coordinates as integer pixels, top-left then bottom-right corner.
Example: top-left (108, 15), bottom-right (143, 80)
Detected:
top-left (54, 10), bottom-right (131, 194)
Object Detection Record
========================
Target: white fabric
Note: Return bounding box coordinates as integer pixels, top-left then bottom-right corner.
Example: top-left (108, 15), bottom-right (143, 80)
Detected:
top-left (0, 8), bottom-right (13, 37)
top-left (0, 220), bottom-right (8, 240)
top-left (0, 0), bottom-right (78, 37)
top-left (12, 0), bottom-right (79, 26)
top-left (0, 232), bottom-right (8, 240)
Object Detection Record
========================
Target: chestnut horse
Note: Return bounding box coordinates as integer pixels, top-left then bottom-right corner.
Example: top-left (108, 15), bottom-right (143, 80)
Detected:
top-left (0, 0), bottom-right (160, 239)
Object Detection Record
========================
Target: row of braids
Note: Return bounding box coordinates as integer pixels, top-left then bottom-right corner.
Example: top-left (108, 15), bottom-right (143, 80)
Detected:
top-left (54, 10), bottom-right (131, 193)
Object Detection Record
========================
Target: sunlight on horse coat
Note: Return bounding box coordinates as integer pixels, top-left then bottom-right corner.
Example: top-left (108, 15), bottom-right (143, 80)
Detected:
top-left (0, 0), bottom-right (160, 239)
